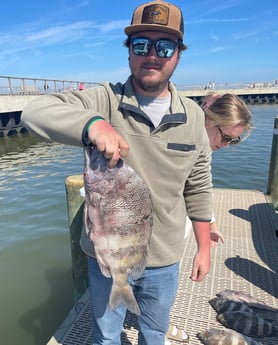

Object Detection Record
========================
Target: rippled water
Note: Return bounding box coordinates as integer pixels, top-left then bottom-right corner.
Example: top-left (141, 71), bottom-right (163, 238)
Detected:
top-left (0, 104), bottom-right (277, 345)
top-left (212, 104), bottom-right (277, 192)
top-left (0, 136), bottom-right (83, 345)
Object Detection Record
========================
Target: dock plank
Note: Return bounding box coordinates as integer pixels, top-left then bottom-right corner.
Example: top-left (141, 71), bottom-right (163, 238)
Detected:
top-left (47, 188), bottom-right (278, 345)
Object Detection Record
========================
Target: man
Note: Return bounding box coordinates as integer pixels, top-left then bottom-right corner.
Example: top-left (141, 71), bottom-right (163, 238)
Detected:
top-left (22, 1), bottom-right (213, 344)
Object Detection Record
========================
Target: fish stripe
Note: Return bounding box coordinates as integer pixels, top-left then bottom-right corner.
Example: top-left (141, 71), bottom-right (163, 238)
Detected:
top-left (259, 318), bottom-right (265, 336)
top-left (242, 318), bottom-right (253, 336)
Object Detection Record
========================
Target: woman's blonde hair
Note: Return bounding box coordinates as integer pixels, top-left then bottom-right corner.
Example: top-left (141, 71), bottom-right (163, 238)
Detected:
top-left (202, 93), bottom-right (253, 138)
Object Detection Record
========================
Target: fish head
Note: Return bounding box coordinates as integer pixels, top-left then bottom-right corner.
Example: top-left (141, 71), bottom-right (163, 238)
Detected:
top-left (197, 328), bottom-right (222, 344)
top-left (216, 311), bottom-right (237, 325)
top-left (208, 296), bottom-right (225, 312)
top-left (84, 145), bottom-right (123, 200)
top-left (208, 297), bottom-right (218, 309)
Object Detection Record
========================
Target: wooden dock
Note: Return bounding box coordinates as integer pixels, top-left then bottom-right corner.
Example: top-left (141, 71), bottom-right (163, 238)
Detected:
top-left (47, 188), bottom-right (278, 345)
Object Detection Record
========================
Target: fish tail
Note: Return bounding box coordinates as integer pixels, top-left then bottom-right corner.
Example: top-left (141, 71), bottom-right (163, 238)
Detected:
top-left (109, 284), bottom-right (140, 315)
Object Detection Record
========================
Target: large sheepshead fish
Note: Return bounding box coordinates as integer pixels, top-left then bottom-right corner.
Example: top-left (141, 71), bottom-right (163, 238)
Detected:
top-left (83, 145), bottom-right (153, 315)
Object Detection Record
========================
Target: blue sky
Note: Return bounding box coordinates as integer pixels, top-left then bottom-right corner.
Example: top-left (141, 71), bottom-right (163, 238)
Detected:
top-left (1, 0), bottom-right (277, 87)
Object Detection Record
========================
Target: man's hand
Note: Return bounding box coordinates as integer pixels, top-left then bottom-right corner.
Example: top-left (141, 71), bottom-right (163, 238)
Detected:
top-left (89, 146), bottom-right (123, 171)
top-left (210, 222), bottom-right (224, 248)
top-left (88, 120), bottom-right (129, 169)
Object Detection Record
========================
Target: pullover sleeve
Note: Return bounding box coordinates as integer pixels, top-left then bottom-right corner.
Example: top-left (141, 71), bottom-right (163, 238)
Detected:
top-left (184, 139), bottom-right (213, 222)
top-left (179, 97), bottom-right (213, 223)
top-left (21, 86), bottom-right (110, 147)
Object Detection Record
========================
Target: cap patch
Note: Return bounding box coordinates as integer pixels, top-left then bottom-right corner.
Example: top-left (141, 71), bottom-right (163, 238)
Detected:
top-left (142, 4), bottom-right (169, 26)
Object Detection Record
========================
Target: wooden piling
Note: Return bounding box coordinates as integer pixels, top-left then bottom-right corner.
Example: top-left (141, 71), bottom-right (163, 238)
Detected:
top-left (267, 117), bottom-right (278, 211)
top-left (65, 174), bottom-right (88, 301)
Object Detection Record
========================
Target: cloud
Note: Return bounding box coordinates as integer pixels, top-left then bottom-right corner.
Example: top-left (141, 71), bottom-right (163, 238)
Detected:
top-left (209, 46), bottom-right (226, 53)
top-left (0, 18), bottom-right (127, 61)
top-left (186, 17), bottom-right (248, 25)
top-left (99, 20), bottom-right (128, 32)
top-left (200, 0), bottom-right (246, 16)
top-left (209, 33), bottom-right (219, 41)
top-left (26, 21), bottom-right (94, 43)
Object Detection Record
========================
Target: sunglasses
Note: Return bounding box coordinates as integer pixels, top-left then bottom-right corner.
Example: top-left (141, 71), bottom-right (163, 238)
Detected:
top-left (131, 37), bottom-right (178, 58)
top-left (217, 127), bottom-right (241, 145)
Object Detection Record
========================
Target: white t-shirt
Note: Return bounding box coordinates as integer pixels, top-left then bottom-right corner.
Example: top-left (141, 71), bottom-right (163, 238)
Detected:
top-left (137, 94), bottom-right (171, 127)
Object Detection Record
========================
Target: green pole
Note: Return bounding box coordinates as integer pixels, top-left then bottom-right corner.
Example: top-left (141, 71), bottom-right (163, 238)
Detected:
top-left (267, 117), bottom-right (278, 211)
top-left (65, 174), bottom-right (88, 301)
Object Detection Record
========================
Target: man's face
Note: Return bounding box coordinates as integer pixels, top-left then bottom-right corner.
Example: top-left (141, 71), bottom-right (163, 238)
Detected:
top-left (128, 31), bottom-right (181, 95)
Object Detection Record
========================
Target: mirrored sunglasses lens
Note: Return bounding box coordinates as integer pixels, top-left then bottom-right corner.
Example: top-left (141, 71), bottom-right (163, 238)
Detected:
top-left (229, 137), bottom-right (241, 145)
top-left (218, 127), bottom-right (240, 145)
top-left (131, 38), bottom-right (177, 58)
top-left (156, 40), bottom-right (176, 58)
top-left (132, 38), bottom-right (151, 56)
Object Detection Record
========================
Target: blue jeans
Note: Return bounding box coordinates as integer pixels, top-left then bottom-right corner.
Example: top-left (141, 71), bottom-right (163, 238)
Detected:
top-left (88, 257), bottom-right (179, 345)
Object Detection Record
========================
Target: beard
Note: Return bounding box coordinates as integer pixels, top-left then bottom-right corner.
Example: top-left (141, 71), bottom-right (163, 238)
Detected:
top-left (130, 59), bottom-right (177, 93)
top-left (132, 74), bottom-right (167, 92)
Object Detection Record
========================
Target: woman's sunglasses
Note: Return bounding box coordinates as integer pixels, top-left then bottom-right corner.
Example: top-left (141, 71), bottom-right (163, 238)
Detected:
top-left (217, 127), bottom-right (241, 145)
top-left (131, 37), bottom-right (178, 58)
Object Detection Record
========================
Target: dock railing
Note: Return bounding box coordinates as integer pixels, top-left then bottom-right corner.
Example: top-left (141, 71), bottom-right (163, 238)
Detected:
top-left (1, 75), bottom-right (278, 95)
top-left (0, 76), bottom-right (99, 96)
top-left (177, 81), bottom-right (276, 91)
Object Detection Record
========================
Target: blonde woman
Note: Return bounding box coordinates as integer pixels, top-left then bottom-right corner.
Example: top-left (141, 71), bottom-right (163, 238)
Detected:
top-left (166, 93), bottom-right (252, 344)
top-left (199, 92), bottom-right (252, 246)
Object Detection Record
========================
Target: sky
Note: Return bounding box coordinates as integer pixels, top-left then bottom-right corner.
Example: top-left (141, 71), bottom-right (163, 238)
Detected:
top-left (1, 0), bottom-right (277, 88)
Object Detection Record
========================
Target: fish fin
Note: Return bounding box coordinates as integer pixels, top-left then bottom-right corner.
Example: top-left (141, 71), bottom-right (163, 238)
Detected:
top-left (248, 302), bottom-right (278, 312)
top-left (98, 262), bottom-right (112, 278)
top-left (83, 203), bottom-right (92, 235)
top-left (95, 255), bottom-right (112, 278)
top-left (129, 253), bottom-right (147, 280)
top-left (109, 284), bottom-right (140, 315)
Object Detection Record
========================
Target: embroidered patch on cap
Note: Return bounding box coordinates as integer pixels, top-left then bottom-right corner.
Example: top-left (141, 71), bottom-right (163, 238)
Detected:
top-left (142, 4), bottom-right (169, 26)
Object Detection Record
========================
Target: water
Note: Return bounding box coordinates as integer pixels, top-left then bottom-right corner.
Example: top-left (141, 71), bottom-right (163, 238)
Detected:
top-left (0, 136), bottom-right (84, 345)
top-left (211, 104), bottom-right (277, 192)
top-left (0, 104), bottom-right (277, 345)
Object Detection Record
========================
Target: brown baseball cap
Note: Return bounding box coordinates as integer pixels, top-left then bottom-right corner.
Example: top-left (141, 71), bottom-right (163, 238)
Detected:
top-left (125, 1), bottom-right (185, 42)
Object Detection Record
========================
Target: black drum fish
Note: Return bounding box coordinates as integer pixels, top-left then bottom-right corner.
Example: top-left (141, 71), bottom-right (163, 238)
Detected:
top-left (217, 310), bottom-right (278, 337)
top-left (216, 289), bottom-right (278, 313)
top-left (83, 145), bottom-right (153, 315)
top-left (209, 296), bottom-right (255, 315)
